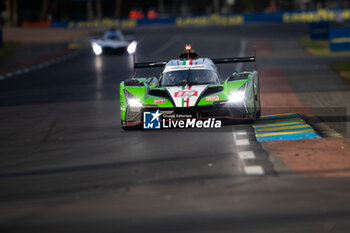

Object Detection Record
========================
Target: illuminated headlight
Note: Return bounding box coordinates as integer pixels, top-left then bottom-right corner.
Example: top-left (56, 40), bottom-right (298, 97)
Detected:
top-left (92, 42), bottom-right (102, 55)
top-left (128, 98), bottom-right (142, 107)
top-left (229, 91), bottom-right (245, 103)
top-left (127, 41), bottom-right (137, 54)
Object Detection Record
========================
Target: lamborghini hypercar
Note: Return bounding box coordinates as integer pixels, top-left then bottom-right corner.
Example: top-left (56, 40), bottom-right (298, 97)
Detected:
top-left (120, 45), bottom-right (260, 129)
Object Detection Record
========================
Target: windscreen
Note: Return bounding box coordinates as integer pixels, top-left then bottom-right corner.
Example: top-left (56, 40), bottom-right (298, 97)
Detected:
top-left (104, 32), bottom-right (124, 41)
top-left (160, 69), bottom-right (221, 87)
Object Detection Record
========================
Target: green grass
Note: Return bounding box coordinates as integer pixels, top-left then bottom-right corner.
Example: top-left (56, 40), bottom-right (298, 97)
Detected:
top-left (330, 61), bottom-right (350, 86)
top-left (300, 37), bottom-right (350, 56)
top-left (0, 42), bottom-right (19, 59)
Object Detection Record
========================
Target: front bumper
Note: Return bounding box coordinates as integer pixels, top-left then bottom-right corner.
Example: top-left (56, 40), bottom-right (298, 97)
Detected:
top-left (102, 46), bottom-right (127, 54)
top-left (122, 102), bottom-right (252, 126)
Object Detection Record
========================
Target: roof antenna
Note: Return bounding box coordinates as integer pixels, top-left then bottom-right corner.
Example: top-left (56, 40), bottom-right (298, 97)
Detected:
top-left (132, 53), bottom-right (136, 78)
top-left (185, 44), bottom-right (191, 60)
top-left (127, 41), bottom-right (138, 78)
top-left (254, 47), bottom-right (257, 71)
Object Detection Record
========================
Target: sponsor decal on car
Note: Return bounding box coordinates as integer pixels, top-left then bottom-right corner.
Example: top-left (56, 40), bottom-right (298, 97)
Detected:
top-left (205, 96), bottom-right (219, 101)
top-left (154, 99), bottom-right (165, 104)
top-left (174, 90), bottom-right (198, 98)
top-left (174, 85), bottom-right (198, 98)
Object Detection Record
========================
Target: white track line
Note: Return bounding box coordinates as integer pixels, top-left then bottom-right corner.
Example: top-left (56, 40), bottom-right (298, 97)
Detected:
top-left (238, 151), bottom-right (255, 159)
top-left (236, 130), bottom-right (247, 135)
top-left (235, 139), bottom-right (250, 146)
top-left (6, 72), bottom-right (13, 77)
top-left (0, 50), bottom-right (83, 81)
top-left (244, 166), bottom-right (264, 175)
top-left (233, 129), bottom-right (264, 175)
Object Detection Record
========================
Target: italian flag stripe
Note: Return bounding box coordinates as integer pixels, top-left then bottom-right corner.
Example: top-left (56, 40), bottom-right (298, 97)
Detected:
top-left (181, 85), bottom-right (185, 107)
top-left (181, 85), bottom-right (191, 107)
top-left (182, 98), bottom-right (189, 107)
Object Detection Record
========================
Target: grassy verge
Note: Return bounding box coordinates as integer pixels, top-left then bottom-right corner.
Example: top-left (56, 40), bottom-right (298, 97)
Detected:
top-left (0, 42), bottom-right (19, 59)
top-left (300, 37), bottom-right (350, 56)
top-left (330, 61), bottom-right (350, 86)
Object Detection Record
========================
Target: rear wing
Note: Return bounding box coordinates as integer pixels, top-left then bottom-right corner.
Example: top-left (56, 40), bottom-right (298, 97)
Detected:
top-left (211, 56), bottom-right (255, 64)
top-left (134, 56), bottom-right (256, 68)
top-left (134, 61), bottom-right (167, 68)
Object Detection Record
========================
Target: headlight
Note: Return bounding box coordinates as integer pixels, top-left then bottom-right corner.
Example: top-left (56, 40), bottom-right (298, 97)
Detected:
top-left (128, 98), bottom-right (142, 107)
top-left (229, 91), bottom-right (245, 103)
top-left (127, 41), bottom-right (137, 54)
top-left (92, 42), bottom-right (102, 55)
top-left (124, 89), bottom-right (142, 107)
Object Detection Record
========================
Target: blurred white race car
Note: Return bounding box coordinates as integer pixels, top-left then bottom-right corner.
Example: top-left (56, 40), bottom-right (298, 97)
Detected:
top-left (91, 29), bottom-right (137, 55)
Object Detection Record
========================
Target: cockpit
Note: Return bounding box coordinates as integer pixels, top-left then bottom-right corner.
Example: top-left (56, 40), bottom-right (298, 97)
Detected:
top-left (160, 69), bottom-right (221, 87)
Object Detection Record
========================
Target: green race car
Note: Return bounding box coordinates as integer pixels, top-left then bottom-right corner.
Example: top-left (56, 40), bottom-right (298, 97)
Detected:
top-left (120, 45), bottom-right (260, 129)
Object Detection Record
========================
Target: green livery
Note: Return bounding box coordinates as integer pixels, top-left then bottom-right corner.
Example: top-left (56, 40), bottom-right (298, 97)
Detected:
top-left (120, 47), bottom-right (260, 129)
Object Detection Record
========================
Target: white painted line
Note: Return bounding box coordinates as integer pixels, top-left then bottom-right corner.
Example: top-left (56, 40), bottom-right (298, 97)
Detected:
top-left (236, 130), bottom-right (247, 135)
top-left (15, 70), bottom-right (23, 75)
top-left (244, 166), bottom-right (264, 175)
top-left (6, 72), bottom-right (13, 77)
top-left (238, 151), bottom-right (255, 160)
top-left (235, 139), bottom-right (250, 146)
top-left (23, 68), bottom-right (30, 73)
top-left (0, 75), bottom-right (5, 80)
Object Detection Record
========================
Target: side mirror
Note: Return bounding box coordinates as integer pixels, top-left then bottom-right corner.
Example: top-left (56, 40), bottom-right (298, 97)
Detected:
top-left (124, 79), bottom-right (144, 86)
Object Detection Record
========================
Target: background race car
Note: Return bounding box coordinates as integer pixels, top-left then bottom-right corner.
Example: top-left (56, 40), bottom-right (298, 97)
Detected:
top-left (120, 45), bottom-right (260, 129)
top-left (90, 28), bottom-right (137, 55)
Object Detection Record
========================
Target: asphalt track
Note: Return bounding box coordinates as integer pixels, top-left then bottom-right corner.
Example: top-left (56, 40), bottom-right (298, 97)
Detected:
top-left (0, 24), bottom-right (350, 232)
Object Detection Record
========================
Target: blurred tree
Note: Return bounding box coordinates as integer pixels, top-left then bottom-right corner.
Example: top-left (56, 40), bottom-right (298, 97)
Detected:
top-left (213, 0), bottom-right (220, 13)
top-left (5, 0), bottom-right (18, 26)
top-left (12, 0), bottom-right (17, 25)
top-left (158, 0), bottom-right (164, 14)
top-left (96, 0), bottom-right (102, 19)
top-left (5, 0), bottom-right (11, 25)
top-left (40, 0), bottom-right (48, 21)
top-left (188, 0), bottom-right (213, 14)
top-left (86, 0), bottom-right (93, 20)
top-left (115, 0), bottom-right (122, 18)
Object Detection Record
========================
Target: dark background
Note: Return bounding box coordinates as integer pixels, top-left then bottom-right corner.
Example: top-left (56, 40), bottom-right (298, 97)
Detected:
top-left (1, 0), bottom-right (350, 25)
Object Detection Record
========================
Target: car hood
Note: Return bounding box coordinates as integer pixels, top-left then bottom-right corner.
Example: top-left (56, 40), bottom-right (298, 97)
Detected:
top-left (94, 39), bottom-right (129, 48)
top-left (165, 85), bottom-right (208, 107)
